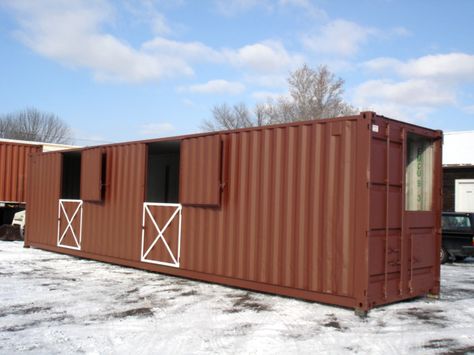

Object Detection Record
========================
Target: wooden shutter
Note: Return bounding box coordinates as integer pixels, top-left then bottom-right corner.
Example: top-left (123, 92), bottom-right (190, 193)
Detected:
top-left (81, 148), bottom-right (103, 201)
top-left (180, 135), bottom-right (222, 207)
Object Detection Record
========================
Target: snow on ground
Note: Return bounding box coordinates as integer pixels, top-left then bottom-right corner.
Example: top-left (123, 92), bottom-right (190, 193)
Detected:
top-left (0, 242), bottom-right (473, 354)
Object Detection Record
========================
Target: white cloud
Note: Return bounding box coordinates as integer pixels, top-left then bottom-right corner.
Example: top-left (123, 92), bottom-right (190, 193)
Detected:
top-left (364, 53), bottom-right (474, 83)
top-left (355, 101), bottom-right (434, 123)
top-left (180, 80), bottom-right (245, 95)
top-left (149, 12), bottom-right (172, 36)
top-left (3, 0), bottom-right (304, 84)
top-left (226, 40), bottom-right (304, 73)
top-left (121, 0), bottom-right (173, 36)
top-left (363, 57), bottom-right (404, 72)
top-left (3, 0), bottom-right (194, 83)
top-left (355, 53), bottom-right (474, 122)
top-left (353, 79), bottom-right (456, 108)
top-left (139, 122), bottom-right (175, 136)
top-left (142, 37), bottom-right (222, 62)
top-left (400, 53), bottom-right (474, 82)
top-left (301, 19), bottom-right (377, 57)
top-left (463, 105), bottom-right (474, 115)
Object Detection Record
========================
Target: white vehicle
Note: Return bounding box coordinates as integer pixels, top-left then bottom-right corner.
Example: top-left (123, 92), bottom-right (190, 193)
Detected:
top-left (12, 210), bottom-right (25, 236)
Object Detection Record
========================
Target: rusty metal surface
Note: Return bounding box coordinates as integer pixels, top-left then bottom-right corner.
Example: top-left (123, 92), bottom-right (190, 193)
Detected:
top-left (25, 112), bottom-right (442, 311)
top-left (0, 141), bottom-right (41, 203)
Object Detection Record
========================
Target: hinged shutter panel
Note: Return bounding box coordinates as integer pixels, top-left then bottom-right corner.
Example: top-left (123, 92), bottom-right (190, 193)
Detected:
top-left (180, 135), bottom-right (222, 207)
top-left (81, 148), bottom-right (102, 201)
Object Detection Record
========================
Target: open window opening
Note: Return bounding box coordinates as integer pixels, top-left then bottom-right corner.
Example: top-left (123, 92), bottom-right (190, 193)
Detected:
top-left (405, 133), bottom-right (434, 211)
top-left (146, 141), bottom-right (180, 203)
top-left (61, 151), bottom-right (81, 199)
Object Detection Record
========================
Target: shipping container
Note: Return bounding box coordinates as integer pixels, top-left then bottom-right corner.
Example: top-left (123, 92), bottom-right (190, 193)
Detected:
top-left (0, 138), bottom-right (78, 225)
top-left (0, 140), bottom-right (41, 204)
top-left (24, 112), bottom-right (443, 313)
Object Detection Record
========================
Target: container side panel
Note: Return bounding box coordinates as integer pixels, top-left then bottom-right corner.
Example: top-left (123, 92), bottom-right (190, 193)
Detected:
top-left (80, 148), bottom-right (102, 201)
top-left (0, 142), bottom-right (41, 203)
top-left (25, 153), bottom-right (61, 246)
top-left (180, 135), bottom-right (221, 206)
top-left (179, 120), bottom-right (359, 299)
top-left (82, 144), bottom-right (146, 261)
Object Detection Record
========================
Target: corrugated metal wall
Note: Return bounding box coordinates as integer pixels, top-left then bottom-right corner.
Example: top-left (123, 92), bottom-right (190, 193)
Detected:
top-left (180, 119), bottom-right (360, 298)
top-left (81, 148), bottom-right (103, 201)
top-left (25, 153), bottom-right (61, 246)
top-left (0, 142), bottom-right (41, 203)
top-left (81, 143), bottom-right (146, 260)
top-left (180, 135), bottom-right (222, 206)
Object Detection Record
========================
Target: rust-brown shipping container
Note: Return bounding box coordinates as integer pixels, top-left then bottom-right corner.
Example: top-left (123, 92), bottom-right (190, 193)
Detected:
top-left (25, 112), bottom-right (443, 312)
top-left (0, 140), bottom-right (42, 204)
top-left (0, 139), bottom-right (77, 225)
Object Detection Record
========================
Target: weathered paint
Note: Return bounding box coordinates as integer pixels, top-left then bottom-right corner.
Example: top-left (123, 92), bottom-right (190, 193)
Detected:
top-left (25, 112), bottom-right (443, 312)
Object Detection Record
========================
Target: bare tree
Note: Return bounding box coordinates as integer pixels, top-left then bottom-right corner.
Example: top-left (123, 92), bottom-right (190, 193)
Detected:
top-left (0, 108), bottom-right (73, 144)
top-left (287, 64), bottom-right (356, 121)
top-left (201, 103), bottom-right (254, 131)
top-left (202, 64), bottom-right (357, 131)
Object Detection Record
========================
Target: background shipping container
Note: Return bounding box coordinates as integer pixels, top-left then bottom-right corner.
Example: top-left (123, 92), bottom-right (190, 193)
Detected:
top-left (0, 139), bottom-right (78, 226)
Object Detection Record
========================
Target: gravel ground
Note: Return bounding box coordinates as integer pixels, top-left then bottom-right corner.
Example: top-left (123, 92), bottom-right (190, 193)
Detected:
top-left (0, 241), bottom-right (473, 354)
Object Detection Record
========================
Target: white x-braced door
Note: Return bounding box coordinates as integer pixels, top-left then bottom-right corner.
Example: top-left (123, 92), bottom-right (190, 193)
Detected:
top-left (57, 199), bottom-right (83, 250)
top-left (141, 202), bottom-right (182, 268)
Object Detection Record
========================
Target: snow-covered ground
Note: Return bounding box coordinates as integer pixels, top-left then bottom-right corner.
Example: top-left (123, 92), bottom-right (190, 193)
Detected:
top-left (0, 242), bottom-right (473, 354)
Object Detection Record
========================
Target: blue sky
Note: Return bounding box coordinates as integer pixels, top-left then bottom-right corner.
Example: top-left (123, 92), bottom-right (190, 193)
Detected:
top-left (0, 0), bottom-right (473, 145)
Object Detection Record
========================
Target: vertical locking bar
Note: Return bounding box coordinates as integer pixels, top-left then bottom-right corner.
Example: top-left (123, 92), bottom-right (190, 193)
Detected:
top-left (384, 124), bottom-right (390, 299)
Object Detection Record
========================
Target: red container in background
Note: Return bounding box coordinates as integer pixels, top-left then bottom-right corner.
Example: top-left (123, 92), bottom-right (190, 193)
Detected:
top-left (0, 140), bottom-right (41, 204)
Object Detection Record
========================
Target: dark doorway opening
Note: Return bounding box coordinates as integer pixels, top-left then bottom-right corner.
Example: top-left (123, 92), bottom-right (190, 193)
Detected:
top-left (146, 141), bottom-right (180, 203)
top-left (61, 151), bottom-right (81, 199)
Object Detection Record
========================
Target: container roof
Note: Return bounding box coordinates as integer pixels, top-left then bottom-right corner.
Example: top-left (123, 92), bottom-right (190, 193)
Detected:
top-left (0, 138), bottom-right (80, 152)
top-left (32, 112), bottom-right (444, 157)
top-left (443, 131), bottom-right (474, 166)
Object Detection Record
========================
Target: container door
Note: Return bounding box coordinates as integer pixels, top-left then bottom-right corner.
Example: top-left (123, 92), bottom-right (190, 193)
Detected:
top-left (141, 202), bottom-right (182, 267)
top-left (368, 122), bottom-right (441, 304)
top-left (57, 199), bottom-right (83, 250)
top-left (403, 133), bottom-right (439, 295)
top-left (368, 123), bottom-right (405, 301)
top-left (58, 151), bottom-right (83, 250)
top-left (141, 141), bottom-right (182, 267)
top-left (81, 148), bottom-right (104, 202)
top-left (179, 135), bottom-right (222, 207)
